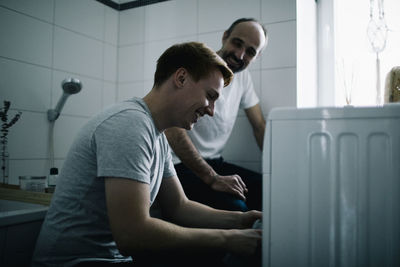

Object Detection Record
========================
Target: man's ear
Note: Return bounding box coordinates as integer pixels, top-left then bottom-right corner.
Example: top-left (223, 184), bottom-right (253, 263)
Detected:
top-left (256, 36), bottom-right (268, 59)
top-left (222, 31), bottom-right (229, 44)
top-left (174, 67), bottom-right (187, 88)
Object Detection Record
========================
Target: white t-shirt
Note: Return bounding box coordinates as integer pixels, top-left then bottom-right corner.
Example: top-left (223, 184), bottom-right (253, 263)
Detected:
top-left (172, 69), bottom-right (259, 163)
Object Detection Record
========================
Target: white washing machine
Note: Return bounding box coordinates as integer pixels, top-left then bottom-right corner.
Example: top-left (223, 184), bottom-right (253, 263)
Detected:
top-left (262, 104), bottom-right (400, 267)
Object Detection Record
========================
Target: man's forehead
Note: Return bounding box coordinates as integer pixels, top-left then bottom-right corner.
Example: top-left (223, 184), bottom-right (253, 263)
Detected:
top-left (229, 22), bottom-right (265, 50)
top-left (231, 21), bottom-right (262, 35)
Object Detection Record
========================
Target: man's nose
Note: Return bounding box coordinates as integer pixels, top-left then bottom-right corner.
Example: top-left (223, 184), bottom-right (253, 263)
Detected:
top-left (236, 47), bottom-right (245, 60)
top-left (205, 101), bottom-right (215, 117)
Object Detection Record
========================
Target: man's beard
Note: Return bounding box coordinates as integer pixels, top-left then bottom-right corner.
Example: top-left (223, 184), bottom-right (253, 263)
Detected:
top-left (221, 52), bottom-right (245, 73)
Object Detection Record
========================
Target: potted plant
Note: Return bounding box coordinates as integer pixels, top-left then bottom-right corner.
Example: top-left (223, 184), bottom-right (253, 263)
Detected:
top-left (1, 101), bottom-right (22, 184)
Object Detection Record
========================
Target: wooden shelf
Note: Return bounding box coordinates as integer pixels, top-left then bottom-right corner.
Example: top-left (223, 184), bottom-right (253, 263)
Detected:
top-left (0, 184), bottom-right (52, 206)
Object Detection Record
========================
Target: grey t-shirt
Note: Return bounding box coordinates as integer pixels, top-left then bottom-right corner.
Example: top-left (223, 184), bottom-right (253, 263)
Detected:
top-left (32, 98), bottom-right (176, 266)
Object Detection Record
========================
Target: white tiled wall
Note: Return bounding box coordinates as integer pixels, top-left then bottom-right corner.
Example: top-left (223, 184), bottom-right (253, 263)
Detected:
top-left (117, 0), bottom-right (297, 172)
top-left (0, 0), bottom-right (296, 185)
top-left (0, 0), bottom-right (118, 185)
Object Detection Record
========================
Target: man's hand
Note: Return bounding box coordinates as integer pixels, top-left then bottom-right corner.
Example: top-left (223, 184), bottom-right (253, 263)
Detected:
top-left (225, 229), bottom-right (262, 256)
top-left (209, 174), bottom-right (248, 200)
top-left (239, 210), bottom-right (262, 229)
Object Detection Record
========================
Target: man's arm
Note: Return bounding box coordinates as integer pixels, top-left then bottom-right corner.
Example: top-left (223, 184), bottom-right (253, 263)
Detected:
top-left (105, 177), bottom-right (261, 257)
top-left (165, 127), bottom-right (247, 200)
top-left (157, 176), bottom-right (260, 229)
top-left (165, 127), bottom-right (216, 185)
top-left (244, 104), bottom-right (266, 150)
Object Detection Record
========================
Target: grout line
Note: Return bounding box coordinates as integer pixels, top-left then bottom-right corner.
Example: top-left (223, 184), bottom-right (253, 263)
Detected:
top-left (261, 66), bottom-right (297, 71)
top-left (0, 4), bottom-right (117, 46)
top-left (115, 5), bottom-right (121, 103)
top-left (101, 5), bottom-right (106, 110)
top-left (5, 108), bottom-right (92, 120)
top-left (9, 158), bottom-right (66, 161)
top-left (0, 4), bottom-right (52, 24)
top-left (118, 32), bottom-right (200, 48)
top-left (0, 56), bottom-right (51, 72)
top-left (50, 1), bottom-right (56, 109)
top-left (0, 56), bottom-right (117, 83)
top-left (196, 0), bottom-right (199, 38)
top-left (264, 18), bottom-right (297, 26)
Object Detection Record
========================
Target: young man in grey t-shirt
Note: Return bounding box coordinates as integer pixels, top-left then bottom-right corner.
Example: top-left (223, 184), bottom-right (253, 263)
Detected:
top-left (32, 42), bottom-right (262, 267)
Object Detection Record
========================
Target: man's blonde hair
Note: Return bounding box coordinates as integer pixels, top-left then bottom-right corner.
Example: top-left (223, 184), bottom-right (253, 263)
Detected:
top-left (154, 42), bottom-right (233, 87)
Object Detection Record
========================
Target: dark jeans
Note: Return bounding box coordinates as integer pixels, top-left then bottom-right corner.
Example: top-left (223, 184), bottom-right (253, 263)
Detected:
top-left (175, 157), bottom-right (262, 212)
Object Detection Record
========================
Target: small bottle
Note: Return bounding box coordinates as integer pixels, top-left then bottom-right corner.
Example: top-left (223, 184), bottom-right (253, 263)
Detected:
top-left (48, 167), bottom-right (58, 189)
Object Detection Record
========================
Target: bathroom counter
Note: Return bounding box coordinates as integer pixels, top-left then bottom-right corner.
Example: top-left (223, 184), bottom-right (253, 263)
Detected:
top-left (0, 186), bottom-right (51, 266)
top-left (0, 185), bottom-right (51, 227)
top-left (0, 199), bottom-right (48, 227)
top-left (0, 202), bottom-right (47, 266)
top-left (0, 184), bottom-right (52, 205)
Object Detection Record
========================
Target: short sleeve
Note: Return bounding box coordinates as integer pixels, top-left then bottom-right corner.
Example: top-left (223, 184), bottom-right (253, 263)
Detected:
top-left (239, 70), bottom-right (259, 109)
top-left (94, 110), bottom-right (154, 184)
top-left (162, 135), bottom-right (177, 179)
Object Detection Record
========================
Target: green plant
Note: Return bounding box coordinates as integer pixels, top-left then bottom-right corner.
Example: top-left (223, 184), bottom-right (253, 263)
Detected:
top-left (0, 101), bottom-right (22, 184)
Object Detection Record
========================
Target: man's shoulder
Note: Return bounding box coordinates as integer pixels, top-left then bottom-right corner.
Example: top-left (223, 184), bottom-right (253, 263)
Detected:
top-left (106, 99), bottom-right (151, 123)
top-left (92, 100), bottom-right (155, 139)
top-left (230, 69), bottom-right (252, 87)
top-left (235, 68), bottom-right (251, 79)
top-left (227, 69), bottom-right (253, 93)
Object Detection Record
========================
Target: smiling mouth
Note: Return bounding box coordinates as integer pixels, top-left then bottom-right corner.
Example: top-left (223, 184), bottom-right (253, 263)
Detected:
top-left (193, 111), bottom-right (203, 123)
top-left (226, 55), bottom-right (244, 70)
top-left (227, 57), bottom-right (240, 66)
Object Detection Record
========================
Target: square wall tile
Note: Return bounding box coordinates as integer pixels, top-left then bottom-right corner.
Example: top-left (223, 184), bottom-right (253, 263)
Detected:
top-left (238, 69), bottom-right (261, 116)
top-left (9, 159), bottom-right (49, 185)
top-left (53, 26), bottom-right (103, 79)
top-left (118, 44), bottom-right (145, 82)
top-left (143, 80), bottom-right (153, 96)
top-left (102, 81), bottom-right (117, 110)
top-left (143, 36), bottom-right (197, 80)
top-left (117, 81), bottom-right (145, 101)
top-left (0, 0), bottom-right (54, 23)
top-left (54, 159), bottom-right (65, 172)
top-left (7, 111), bottom-right (49, 159)
top-left (250, 69), bottom-right (261, 99)
top-left (104, 6), bottom-right (119, 45)
top-left (198, 0), bottom-right (261, 33)
top-left (0, 58), bottom-right (52, 112)
top-left (119, 7), bottom-right (145, 45)
top-left (198, 31), bottom-right (222, 52)
top-left (144, 0), bottom-right (197, 42)
top-left (52, 71), bottom-right (102, 117)
top-left (261, 0), bottom-right (296, 24)
top-left (143, 39), bottom-right (176, 81)
top-left (260, 68), bottom-right (296, 115)
top-left (103, 43), bottom-right (117, 82)
top-left (249, 52), bottom-right (262, 72)
top-left (54, 115), bottom-right (90, 158)
top-left (0, 7), bottom-right (53, 67)
top-left (55, 0), bottom-right (104, 40)
top-left (221, 116), bottom-right (262, 162)
top-left (261, 20), bottom-right (296, 69)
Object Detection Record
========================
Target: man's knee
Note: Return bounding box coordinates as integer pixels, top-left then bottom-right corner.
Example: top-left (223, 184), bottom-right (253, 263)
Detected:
top-left (215, 194), bottom-right (248, 212)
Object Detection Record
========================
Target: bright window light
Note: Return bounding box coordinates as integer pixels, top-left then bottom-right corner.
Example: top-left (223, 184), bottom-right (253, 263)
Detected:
top-left (297, 0), bottom-right (399, 107)
top-left (334, 0), bottom-right (400, 106)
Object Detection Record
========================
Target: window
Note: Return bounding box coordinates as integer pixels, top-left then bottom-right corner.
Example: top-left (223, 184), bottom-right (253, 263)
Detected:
top-left (297, 0), bottom-right (400, 107)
